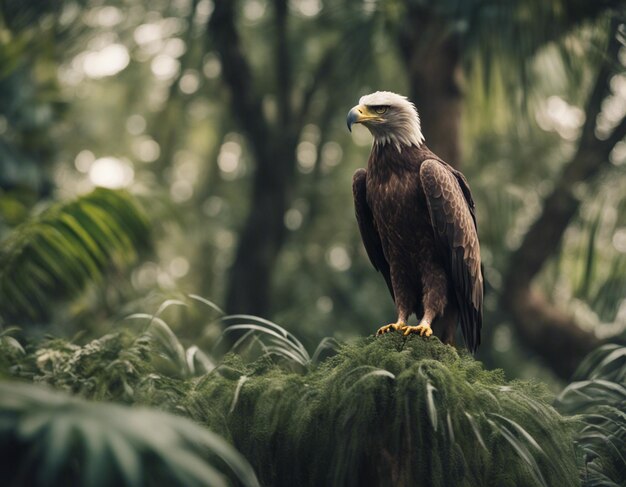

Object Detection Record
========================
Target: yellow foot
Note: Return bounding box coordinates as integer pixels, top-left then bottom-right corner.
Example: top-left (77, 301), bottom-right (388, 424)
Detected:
top-left (376, 321), bottom-right (405, 336)
top-left (402, 321), bottom-right (433, 337)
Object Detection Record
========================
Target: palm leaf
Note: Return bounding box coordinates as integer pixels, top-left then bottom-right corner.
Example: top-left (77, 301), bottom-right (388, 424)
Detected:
top-left (0, 381), bottom-right (260, 487)
top-left (556, 343), bottom-right (626, 486)
top-left (0, 188), bottom-right (151, 323)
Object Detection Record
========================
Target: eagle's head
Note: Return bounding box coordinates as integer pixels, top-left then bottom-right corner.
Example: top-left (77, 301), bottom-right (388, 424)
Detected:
top-left (346, 91), bottom-right (424, 151)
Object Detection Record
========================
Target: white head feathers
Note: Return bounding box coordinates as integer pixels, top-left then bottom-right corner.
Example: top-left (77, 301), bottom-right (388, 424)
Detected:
top-left (358, 91), bottom-right (425, 152)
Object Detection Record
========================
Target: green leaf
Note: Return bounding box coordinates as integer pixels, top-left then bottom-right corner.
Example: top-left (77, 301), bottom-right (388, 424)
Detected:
top-left (0, 188), bottom-right (151, 323)
top-left (0, 381), bottom-right (260, 487)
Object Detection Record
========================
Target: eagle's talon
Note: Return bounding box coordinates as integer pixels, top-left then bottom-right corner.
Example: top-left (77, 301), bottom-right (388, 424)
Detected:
top-left (402, 323), bottom-right (433, 337)
top-left (376, 322), bottom-right (405, 336)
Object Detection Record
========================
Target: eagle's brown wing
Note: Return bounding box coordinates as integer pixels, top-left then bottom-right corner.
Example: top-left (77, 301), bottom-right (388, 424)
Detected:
top-left (420, 159), bottom-right (483, 352)
top-left (352, 168), bottom-right (394, 300)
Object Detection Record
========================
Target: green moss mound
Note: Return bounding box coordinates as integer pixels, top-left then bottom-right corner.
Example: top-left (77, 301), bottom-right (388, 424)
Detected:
top-left (185, 335), bottom-right (578, 487)
top-left (3, 331), bottom-right (580, 487)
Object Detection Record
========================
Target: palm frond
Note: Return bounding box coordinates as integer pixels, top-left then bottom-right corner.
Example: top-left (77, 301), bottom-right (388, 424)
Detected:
top-left (464, 0), bottom-right (616, 112)
top-left (573, 344), bottom-right (626, 383)
top-left (213, 314), bottom-right (342, 371)
top-left (216, 314), bottom-right (312, 369)
top-left (126, 312), bottom-right (216, 379)
top-left (311, 336), bottom-right (341, 365)
top-left (0, 188), bottom-right (151, 323)
top-left (556, 343), bottom-right (626, 486)
top-left (188, 294), bottom-right (226, 316)
top-left (0, 381), bottom-right (260, 487)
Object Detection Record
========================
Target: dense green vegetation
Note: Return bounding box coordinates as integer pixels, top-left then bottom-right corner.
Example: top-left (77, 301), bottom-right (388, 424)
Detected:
top-left (0, 322), bottom-right (578, 487)
top-left (556, 345), bottom-right (626, 486)
top-left (2, 310), bottom-right (625, 486)
top-left (1, 0), bottom-right (626, 485)
top-left (0, 0), bottom-right (625, 379)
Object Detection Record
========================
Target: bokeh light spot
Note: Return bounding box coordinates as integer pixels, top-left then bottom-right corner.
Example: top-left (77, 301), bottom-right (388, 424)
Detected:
top-left (203, 53), bottom-right (222, 79)
top-left (170, 180), bottom-right (194, 202)
top-left (327, 245), bottom-right (351, 271)
top-left (179, 70), bottom-right (200, 94)
top-left (74, 150), bottom-right (95, 173)
top-left (135, 137), bottom-right (161, 162)
top-left (169, 256), bottom-right (190, 278)
top-left (83, 44), bottom-right (130, 78)
top-left (151, 55), bottom-right (180, 80)
top-left (89, 157), bottom-right (134, 188)
top-left (284, 208), bottom-right (303, 230)
top-left (126, 114), bottom-right (147, 135)
top-left (297, 141), bottom-right (317, 173)
top-left (316, 296), bottom-right (333, 313)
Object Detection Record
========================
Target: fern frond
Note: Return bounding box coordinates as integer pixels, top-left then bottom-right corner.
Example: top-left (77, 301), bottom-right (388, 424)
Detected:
top-left (0, 381), bottom-right (260, 487)
top-left (0, 188), bottom-right (151, 323)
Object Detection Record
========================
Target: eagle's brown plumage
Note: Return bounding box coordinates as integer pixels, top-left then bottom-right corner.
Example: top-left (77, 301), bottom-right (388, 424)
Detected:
top-left (348, 91), bottom-right (483, 352)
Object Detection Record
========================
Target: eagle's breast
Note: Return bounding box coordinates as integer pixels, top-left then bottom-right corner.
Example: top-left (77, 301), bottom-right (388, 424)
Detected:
top-left (366, 145), bottom-right (434, 258)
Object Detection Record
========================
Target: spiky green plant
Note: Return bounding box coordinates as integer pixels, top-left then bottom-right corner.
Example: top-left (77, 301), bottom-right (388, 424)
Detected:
top-left (125, 295), bottom-right (224, 379)
top-left (23, 331), bottom-right (157, 404)
top-left (5, 327), bottom-right (200, 410)
top-left (556, 344), bottom-right (626, 486)
top-left (214, 314), bottom-right (340, 372)
top-left (541, 192), bottom-right (626, 326)
top-left (185, 334), bottom-right (579, 487)
top-left (2, 311), bottom-right (592, 487)
top-left (0, 188), bottom-right (151, 323)
top-left (0, 381), bottom-right (260, 487)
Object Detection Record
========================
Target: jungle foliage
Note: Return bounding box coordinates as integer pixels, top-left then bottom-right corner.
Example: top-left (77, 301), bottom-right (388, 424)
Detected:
top-left (1, 1), bottom-right (626, 486)
top-left (0, 382), bottom-right (260, 487)
top-left (5, 315), bottom-right (624, 487)
top-left (0, 188), bottom-right (150, 323)
top-left (556, 344), bottom-right (626, 487)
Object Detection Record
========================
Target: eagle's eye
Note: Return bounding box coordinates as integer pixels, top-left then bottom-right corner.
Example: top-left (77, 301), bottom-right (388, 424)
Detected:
top-left (373, 106), bottom-right (388, 115)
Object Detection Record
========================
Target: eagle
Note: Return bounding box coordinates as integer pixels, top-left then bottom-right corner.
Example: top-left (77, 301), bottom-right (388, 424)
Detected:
top-left (347, 91), bottom-right (483, 352)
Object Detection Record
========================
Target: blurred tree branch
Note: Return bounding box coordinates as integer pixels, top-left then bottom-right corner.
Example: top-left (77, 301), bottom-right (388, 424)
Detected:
top-left (501, 18), bottom-right (626, 379)
top-left (208, 0), bottom-right (269, 155)
top-left (208, 0), bottom-right (356, 315)
top-left (275, 0), bottom-right (292, 131)
top-left (297, 49), bottom-right (334, 127)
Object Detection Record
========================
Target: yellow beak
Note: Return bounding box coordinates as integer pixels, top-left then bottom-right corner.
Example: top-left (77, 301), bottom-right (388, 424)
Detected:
top-left (346, 104), bottom-right (379, 131)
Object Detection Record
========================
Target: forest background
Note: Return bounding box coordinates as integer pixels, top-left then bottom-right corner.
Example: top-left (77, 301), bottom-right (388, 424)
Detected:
top-left (3, 1), bottom-right (626, 485)
top-left (1, 0), bottom-right (626, 394)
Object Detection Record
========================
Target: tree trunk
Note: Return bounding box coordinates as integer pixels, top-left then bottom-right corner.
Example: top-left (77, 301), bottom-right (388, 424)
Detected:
top-left (398, 10), bottom-right (463, 167)
top-left (225, 143), bottom-right (296, 315)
